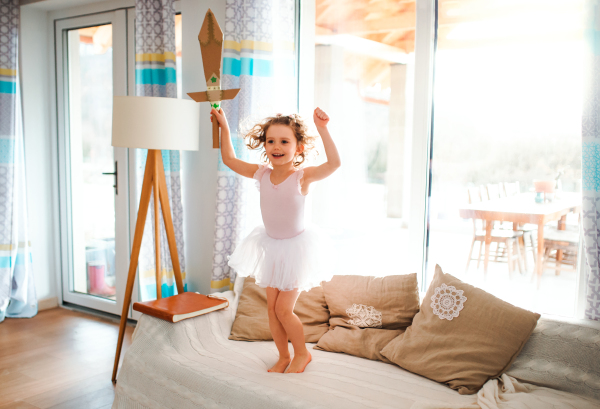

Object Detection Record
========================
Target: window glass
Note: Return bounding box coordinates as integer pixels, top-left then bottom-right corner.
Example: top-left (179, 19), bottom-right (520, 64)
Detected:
top-left (67, 25), bottom-right (116, 300)
top-left (426, 0), bottom-right (584, 316)
top-left (310, 2), bottom-right (416, 276)
top-left (176, 13), bottom-right (182, 98)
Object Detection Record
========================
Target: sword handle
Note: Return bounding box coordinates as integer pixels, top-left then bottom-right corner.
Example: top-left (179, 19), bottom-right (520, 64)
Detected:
top-left (212, 113), bottom-right (220, 149)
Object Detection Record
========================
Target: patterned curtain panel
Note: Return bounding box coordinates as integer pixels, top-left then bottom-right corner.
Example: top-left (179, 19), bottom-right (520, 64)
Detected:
top-left (0, 0), bottom-right (36, 321)
top-left (582, 1), bottom-right (600, 321)
top-left (210, 0), bottom-right (297, 292)
top-left (135, 0), bottom-right (187, 300)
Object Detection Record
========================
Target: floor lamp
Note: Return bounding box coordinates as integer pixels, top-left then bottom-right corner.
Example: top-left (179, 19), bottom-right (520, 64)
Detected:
top-left (110, 96), bottom-right (200, 382)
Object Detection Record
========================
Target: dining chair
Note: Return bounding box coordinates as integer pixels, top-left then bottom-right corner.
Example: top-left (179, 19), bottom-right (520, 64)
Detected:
top-left (479, 185), bottom-right (488, 201)
top-left (488, 183), bottom-right (513, 258)
top-left (486, 183), bottom-right (502, 200)
top-left (498, 181), bottom-right (537, 270)
top-left (481, 183), bottom-right (521, 262)
top-left (499, 184), bottom-right (507, 198)
top-left (503, 181), bottom-right (519, 197)
top-left (465, 186), bottom-right (524, 275)
top-left (541, 212), bottom-right (580, 276)
top-left (512, 180), bottom-right (537, 262)
top-left (542, 226), bottom-right (579, 276)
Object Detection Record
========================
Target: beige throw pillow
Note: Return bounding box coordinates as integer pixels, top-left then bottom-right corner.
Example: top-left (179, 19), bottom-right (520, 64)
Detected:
top-left (313, 274), bottom-right (419, 363)
top-left (322, 274), bottom-right (420, 330)
top-left (314, 326), bottom-right (404, 363)
top-left (380, 265), bottom-right (541, 395)
top-left (229, 277), bottom-right (330, 342)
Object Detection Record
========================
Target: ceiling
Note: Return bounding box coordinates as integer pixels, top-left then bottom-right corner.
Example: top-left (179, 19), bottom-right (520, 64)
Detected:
top-left (315, 0), bottom-right (584, 91)
top-left (19, 0), bottom-right (120, 11)
top-left (316, 0), bottom-right (584, 53)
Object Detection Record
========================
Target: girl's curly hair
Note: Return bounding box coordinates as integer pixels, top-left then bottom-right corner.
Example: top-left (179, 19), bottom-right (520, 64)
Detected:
top-left (245, 114), bottom-right (316, 167)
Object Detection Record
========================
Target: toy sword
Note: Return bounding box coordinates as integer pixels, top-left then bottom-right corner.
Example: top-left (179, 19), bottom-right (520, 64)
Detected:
top-left (187, 9), bottom-right (240, 149)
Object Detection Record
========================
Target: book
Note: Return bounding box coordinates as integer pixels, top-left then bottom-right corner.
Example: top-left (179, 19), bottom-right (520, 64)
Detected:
top-left (133, 292), bottom-right (229, 323)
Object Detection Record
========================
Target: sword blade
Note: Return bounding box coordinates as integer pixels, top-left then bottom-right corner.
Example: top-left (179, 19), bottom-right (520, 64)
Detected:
top-left (199, 8), bottom-right (224, 85)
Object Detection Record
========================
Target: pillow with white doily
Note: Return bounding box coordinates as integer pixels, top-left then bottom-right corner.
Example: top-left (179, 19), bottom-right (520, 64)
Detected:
top-left (313, 274), bottom-right (420, 362)
top-left (381, 264), bottom-right (540, 395)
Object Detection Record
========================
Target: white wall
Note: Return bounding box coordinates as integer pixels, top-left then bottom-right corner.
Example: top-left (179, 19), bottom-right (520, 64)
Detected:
top-left (180, 0), bottom-right (223, 295)
top-left (20, 6), bottom-right (57, 305)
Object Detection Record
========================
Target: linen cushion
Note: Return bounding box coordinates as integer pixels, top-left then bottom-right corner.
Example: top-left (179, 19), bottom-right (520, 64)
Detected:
top-left (322, 274), bottom-right (420, 330)
top-left (507, 317), bottom-right (600, 401)
top-left (314, 326), bottom-right (404, 363)
top-left (229, 277), bottom-right (330, 342)
top-left (380, 265), bottom-right (540, 395)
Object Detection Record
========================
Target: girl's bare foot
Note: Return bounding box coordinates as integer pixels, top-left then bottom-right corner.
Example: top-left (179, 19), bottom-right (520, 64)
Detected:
top-left (285, 351), bottom-right (312, 373)
top-left (268, 356), bottom-right (291, 373)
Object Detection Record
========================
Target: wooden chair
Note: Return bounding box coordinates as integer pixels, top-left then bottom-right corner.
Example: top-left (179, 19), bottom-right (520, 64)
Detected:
top-left (486, 183), bottom-right (502, 200)
top-left (542, 224), bottom-right (579, 276)
top-left (503, 181), bottom-right (520, 197)
top-left (465, 186), bottom-right (523, 274)
top-left (499, 181), bottom-right (537, 271)
top-left (486, 183), bottom-right (518, 260)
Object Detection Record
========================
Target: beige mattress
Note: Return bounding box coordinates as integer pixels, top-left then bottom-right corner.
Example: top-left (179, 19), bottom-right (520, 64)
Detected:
top-left (112, 288), bottom-right (600, 409)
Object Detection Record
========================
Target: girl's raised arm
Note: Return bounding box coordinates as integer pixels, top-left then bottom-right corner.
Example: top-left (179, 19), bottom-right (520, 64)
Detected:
top-left (212, 108), bottom-right (259, 179)
top-left (302, 108), bottom-right (341, 185)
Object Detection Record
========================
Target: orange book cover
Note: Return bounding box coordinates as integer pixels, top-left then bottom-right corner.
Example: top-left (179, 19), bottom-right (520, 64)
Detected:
top-left (133, 292), bottom-right (229, 323)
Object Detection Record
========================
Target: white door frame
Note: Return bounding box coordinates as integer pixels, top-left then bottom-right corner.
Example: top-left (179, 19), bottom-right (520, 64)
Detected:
top-left (409, 0), bottom-right (436, 290)
top-left (126, 8), bottom-right (143, 320)
top-left (55, 10), bottom-right (131, 316)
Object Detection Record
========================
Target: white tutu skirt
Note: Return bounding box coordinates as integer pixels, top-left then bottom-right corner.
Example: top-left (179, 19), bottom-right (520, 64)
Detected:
top-left (227, 225), bottom-right (336, 292)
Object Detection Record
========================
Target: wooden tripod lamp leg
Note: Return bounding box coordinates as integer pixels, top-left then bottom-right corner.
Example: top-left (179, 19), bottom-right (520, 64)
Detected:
top-left (156, 153), bottom-right (185, 293)
top-left (111, 151), bottom-right (155, 383)
top-left (153, 150), bottom-right (162, 300)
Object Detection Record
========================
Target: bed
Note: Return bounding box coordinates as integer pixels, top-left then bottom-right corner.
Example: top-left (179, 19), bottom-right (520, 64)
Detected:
top-left (112, 282), bottom-right (600, 409)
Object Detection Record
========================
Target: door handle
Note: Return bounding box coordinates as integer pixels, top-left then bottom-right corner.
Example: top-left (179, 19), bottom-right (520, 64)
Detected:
top-left (102, 161), bottom-right (118, 195)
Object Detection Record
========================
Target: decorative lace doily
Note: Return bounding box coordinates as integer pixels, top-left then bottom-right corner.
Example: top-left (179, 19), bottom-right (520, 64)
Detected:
top-left (345, 304), bottom-right (383, 328)
top-left (430, 283), bottom-right (467, 321)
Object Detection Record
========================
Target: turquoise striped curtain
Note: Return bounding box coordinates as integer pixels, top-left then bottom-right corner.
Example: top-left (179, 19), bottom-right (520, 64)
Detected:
top-left (582, 0), bottom-right (600, 321)
top-left (210, 0), bottom-right (298, 292)
top-left (135, 0), bottom-right (187, 300)
top-left (0, 0), bottom-right (36, 322)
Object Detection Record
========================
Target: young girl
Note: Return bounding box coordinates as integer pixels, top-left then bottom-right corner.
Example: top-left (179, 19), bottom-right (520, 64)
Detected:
top-left (211, 106), bottom-right (341, 374)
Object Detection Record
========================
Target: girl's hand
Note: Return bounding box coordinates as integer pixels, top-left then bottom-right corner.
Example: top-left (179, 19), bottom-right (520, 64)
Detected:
top-left (313, 107), bottom-right (329, 128)
top-left (211, 108), bottom-right (229, 132)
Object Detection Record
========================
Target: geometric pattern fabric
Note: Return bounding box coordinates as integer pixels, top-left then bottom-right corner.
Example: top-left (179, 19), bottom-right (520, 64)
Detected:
top-left (0, 0), bottom-right (37, 319)
top-left (135, 0), bottom-right (187, 300)
top-left (582, 2), bottom-right (600, 321)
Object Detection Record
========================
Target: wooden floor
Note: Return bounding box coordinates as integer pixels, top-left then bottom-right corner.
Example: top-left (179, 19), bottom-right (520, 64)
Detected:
top-left (0, 307), bottom-right (134, 409)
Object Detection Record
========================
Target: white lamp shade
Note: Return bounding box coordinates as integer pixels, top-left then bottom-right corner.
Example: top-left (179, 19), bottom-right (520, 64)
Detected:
top-left (112, 96), bottom-right (200, 151)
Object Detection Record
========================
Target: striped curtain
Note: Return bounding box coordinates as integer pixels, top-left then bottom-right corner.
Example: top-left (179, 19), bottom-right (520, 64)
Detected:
top-left (135, 0), bottom-right (187, 300)
top-left (210, 0), bottom-right (297, 292)
top-left (0, 0), bottom-right (36, 321)
top-left (582, 0), bottom-right (600, 321)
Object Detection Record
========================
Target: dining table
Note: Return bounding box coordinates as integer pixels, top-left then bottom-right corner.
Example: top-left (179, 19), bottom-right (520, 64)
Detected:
top-left (458, 192), bottom-right (581, 287)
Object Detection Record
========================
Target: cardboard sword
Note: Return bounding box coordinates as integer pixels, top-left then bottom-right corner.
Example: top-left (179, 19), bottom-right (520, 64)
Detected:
top-left (187, 9), bottom-right (240, 149)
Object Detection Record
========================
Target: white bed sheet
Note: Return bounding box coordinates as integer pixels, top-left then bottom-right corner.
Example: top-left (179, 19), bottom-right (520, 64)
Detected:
top-left (112, 290), bottom-right (600, 409)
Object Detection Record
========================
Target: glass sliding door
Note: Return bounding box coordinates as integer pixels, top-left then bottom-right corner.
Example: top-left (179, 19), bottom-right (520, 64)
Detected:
top-left (56, 11), bottom-right (130, 316)
top-left (307, 1), bottom-right (416, 276)
top-left (67, 24), bottom-right (116, 300)
top-left (426, 0), bottom-right (585, 316)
